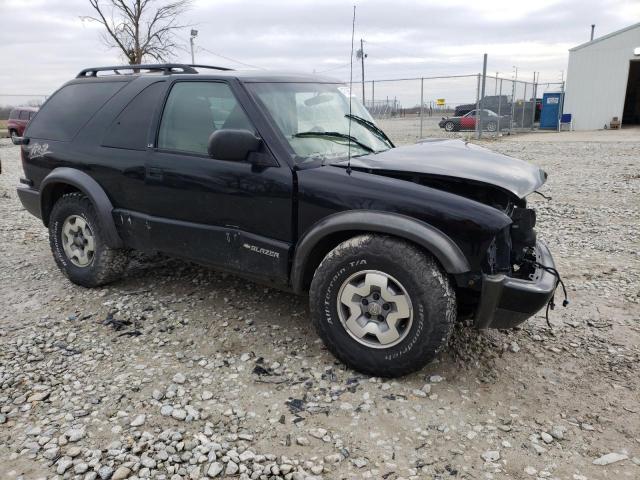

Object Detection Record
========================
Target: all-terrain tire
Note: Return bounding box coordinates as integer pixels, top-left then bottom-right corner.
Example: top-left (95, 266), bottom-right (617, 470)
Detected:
top-left (49, 192), bottom-right (129, 287)
top-left (309, 234), bottom-right (456, 377)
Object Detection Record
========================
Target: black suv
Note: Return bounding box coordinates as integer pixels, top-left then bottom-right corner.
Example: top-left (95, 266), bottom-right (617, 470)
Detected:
top-left (14, 64), bottom-right (559, 377)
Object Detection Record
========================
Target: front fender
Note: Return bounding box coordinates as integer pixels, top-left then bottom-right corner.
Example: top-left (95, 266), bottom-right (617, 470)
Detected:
top-left (290, 210), bottom-right (470, 294)
top-left (40, 167), bottom-right (123, 248)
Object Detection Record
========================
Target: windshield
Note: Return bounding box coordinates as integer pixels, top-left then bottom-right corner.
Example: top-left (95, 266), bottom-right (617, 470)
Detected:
top-left (247, 82), bottom-right (393, 164)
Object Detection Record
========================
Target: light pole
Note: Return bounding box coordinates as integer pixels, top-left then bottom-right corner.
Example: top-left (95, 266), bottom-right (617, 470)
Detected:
top-left (190, 29), bottom-right (198, 64)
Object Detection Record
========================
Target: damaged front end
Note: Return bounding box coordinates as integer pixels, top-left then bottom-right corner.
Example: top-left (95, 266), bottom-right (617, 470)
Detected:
top-left (477, 204), bottom-right (561, 329)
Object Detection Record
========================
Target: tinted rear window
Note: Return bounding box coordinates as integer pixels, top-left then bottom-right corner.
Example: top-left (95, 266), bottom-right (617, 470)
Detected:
top-left (102, 81), bottom-right (166, 150)
top-left (26, 82), bottom-right (125, 141)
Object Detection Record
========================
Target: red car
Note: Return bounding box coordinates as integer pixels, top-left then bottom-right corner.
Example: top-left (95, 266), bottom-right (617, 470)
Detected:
top-left (7, 106), bottom-right (38, 140)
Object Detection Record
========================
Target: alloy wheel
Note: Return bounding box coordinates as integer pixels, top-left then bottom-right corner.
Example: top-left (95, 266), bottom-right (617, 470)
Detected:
top-left (337, 270), bottom-right (413, 349)
top-left (61, 215), bottom-right (95, 267)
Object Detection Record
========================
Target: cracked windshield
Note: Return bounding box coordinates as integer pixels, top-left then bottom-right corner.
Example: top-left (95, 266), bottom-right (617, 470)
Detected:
top-left (248, 83), bottom-right (393, 163)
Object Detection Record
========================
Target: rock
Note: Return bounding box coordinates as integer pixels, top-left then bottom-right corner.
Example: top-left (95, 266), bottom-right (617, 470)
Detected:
top-left (482, 450), bottom-right (500, 462)
top-left (509, 341), bottom-right (520, 353)
top-left (352, 457), bottom-right (368, 468)
top-left (161, 405), bottom-right (174, 416)
top-left (74, 462), bottom-right (89, 474)
top-left (296, 437), bottom-right (310, 446)
top-left (225, 461), bottom-right (239, 475)
top-left (429, 375), bottom-right (444, 383)
top-left (56, 457), bottom-right (73, 474)
top-left (310, 465), bottom-right (323, 474)
top-left (309, 428), bottom-right (327, 439)
top-left (593, 452), bottom-right (628, 465)
top-left (66, 427), bottom-right (86, 442)
top-left (201, 391), bottom-right (214, 401)
top-left (98, 465), bottom-right (114, 479)
top-left (112, 466), bottom-right (131, 480)
top-left (207, 462), bottom-right (224, 477)
top-left (173, 373), bottom-right (186, 384)
top-left (130, 414), bottom-right (146, 427)
top-left (141, 455), bottom-right (156, 468)
top-left (540, 432), bottom-right (553, 444)
top-left (171, 408), bottom-right (187, 420)
top-left (525, 466), bottom-right (537, 475)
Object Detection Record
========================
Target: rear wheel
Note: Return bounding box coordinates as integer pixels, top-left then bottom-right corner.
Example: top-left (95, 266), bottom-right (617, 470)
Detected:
top-left (309, 234), bottom-right (456, 377)
top-left (49, 193), bottom-right (129, 287)
top-left (9, 130), bottom-right (18, 141)
top-left (486, 121), bottom-right (497, 132)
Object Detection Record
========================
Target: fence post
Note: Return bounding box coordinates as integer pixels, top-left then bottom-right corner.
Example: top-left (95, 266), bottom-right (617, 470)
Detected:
top-left (479, 53), bottom-right (488, 138)
top-left (521, 83), bottom-right (527, 128)
top-left (371, 80), bottom-right (375, 107)
top-left (497, 79), bottom-right (503, 134)
top-left (530, 72), bottom-right (537, 131)
top-left (419, 77), bottom-right (424, 139)
top-left (475, 74), bottom-right (481, 139)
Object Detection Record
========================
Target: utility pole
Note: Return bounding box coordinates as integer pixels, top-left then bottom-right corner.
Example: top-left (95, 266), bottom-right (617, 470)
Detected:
top-left (357, 39), bottom-right (367, 105)
top-left (495, 72), bottom-right (499, 95)
top-left (190, 29), bottom-right (198, 64)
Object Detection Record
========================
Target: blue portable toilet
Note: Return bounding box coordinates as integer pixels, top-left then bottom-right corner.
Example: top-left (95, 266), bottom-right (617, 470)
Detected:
top-left (540, 92), bottom-right (564, 129)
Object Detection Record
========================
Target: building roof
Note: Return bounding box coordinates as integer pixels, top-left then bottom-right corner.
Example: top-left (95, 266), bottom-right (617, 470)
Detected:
top-left (570, 22), bottom-right (640, 52)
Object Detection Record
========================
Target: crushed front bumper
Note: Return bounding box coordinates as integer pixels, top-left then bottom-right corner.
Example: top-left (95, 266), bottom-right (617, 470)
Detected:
top-left (475, 240), bottom-right (556, 329)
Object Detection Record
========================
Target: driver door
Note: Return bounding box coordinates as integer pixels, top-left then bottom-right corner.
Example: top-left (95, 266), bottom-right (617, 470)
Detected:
top-left (136, 80), bottom-right (294, 284)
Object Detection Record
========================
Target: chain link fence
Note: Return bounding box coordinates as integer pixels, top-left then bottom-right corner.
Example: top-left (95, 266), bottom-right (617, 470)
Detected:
top-left (352, 75), bottom-right (565, 144)
top-left (1, 73), bottom-right (565, 143)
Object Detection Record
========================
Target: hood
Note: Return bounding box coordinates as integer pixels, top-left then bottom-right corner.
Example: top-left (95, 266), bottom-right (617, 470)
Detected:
top-left (333, 138), bottom-right (546, 199)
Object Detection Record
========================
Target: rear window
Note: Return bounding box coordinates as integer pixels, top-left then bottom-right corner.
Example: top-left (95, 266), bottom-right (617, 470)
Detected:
top-left (9, 109), bottom-right (18, 119)
top-left (26, 82), bottom-right (125, 141)
top-left (19, 110), bottom-right (30, 120)
top-left (102, 81), bottom-right (166, 151)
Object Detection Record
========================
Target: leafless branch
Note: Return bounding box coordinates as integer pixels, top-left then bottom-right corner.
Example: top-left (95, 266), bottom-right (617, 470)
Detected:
top-left (83, 0), bottom-right (192, 65)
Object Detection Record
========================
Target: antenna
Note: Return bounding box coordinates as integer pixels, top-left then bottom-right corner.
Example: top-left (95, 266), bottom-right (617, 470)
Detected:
top-left (347, 5), bottom-right (356, 175)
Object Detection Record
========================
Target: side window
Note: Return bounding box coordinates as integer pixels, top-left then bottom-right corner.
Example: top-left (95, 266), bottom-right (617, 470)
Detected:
top-left (103, 82), bottom-right (166, 151)
top-left (158, 82), bottom-right (253, 155)
top-left (29, 111), bottom-right (36, 120)
top-left (19, 110), bottom-right (30, 120)
top-left (9, 110), bottom-right (18, 119)
top-left (26, 81), bottom-right (125, 141)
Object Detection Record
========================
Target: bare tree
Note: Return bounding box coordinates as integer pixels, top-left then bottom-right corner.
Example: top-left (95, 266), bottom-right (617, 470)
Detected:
top-left (83, 0), bottom-right (192, 65)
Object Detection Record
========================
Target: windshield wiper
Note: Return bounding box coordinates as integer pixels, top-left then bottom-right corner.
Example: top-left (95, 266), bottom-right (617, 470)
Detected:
top-left (293, 131), bottom-right (375, 153)
top-left (345, 114), bottom-right (395, 148)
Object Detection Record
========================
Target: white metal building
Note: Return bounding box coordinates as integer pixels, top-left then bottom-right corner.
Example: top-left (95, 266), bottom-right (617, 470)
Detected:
top-left (564, 23), bottom-right (640, 130)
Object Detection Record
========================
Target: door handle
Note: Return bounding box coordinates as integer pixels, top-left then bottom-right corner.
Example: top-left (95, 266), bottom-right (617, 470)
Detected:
top-left (147, 167), bottom-right (164, 180)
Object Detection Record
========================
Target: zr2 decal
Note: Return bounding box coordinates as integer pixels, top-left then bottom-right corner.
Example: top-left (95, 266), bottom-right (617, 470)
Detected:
top-left (29, 143), bottom-right (51, 160)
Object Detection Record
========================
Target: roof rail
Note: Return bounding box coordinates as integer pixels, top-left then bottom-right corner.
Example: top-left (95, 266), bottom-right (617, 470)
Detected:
top-left (76, 63), bottom-right (232, 78)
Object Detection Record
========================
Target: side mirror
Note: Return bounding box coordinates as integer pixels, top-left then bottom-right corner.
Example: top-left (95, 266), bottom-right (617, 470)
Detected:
top-left (12, 135), bottom-right (30, 146)
top-left (207, 129), bottom-right (262, 162)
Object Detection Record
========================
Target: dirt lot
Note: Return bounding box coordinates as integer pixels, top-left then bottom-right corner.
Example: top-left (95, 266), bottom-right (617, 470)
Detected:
top-left (0, 131), bottom-right (639, 480)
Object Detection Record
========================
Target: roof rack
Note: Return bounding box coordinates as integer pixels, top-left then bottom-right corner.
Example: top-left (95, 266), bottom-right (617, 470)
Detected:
top-left (76, 63), bottom-right (233, 78)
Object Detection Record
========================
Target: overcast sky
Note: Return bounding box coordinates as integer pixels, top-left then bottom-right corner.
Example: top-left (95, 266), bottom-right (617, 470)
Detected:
top-left (0, 0), bottom-right (638, 101)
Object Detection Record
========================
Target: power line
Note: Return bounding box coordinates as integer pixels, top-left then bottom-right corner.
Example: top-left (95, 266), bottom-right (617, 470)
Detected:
top-left (315, 62), bottom-right (352, 74)
top-left (196, 46), bottom-right (266, 70)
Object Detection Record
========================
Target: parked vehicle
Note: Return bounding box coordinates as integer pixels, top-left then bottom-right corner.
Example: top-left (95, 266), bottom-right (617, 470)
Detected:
top-left (14, 64), bottom-right (561, 377)
top-left (7, 106), bottom-right (38, 140)
top-left (439, 109), bottom-right (510, 132)
top-left (454, 95), bottom-right (511, 117)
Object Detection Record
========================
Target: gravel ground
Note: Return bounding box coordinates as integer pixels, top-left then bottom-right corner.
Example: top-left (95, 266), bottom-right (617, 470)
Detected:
top-left (0, 133), bottom-right (639, 480)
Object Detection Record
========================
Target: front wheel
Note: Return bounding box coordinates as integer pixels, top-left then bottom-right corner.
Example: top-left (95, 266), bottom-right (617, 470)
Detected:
top-left (309, 234), bottom-right (456, 377)
top-left (444, 121), bottom-right (456, 132)
top-left (9, 130), bottom-right (18, 141)
top-left (49, 193), bottom-right (129, 287)
top-left (486, 121), bottom-right (497, 132)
